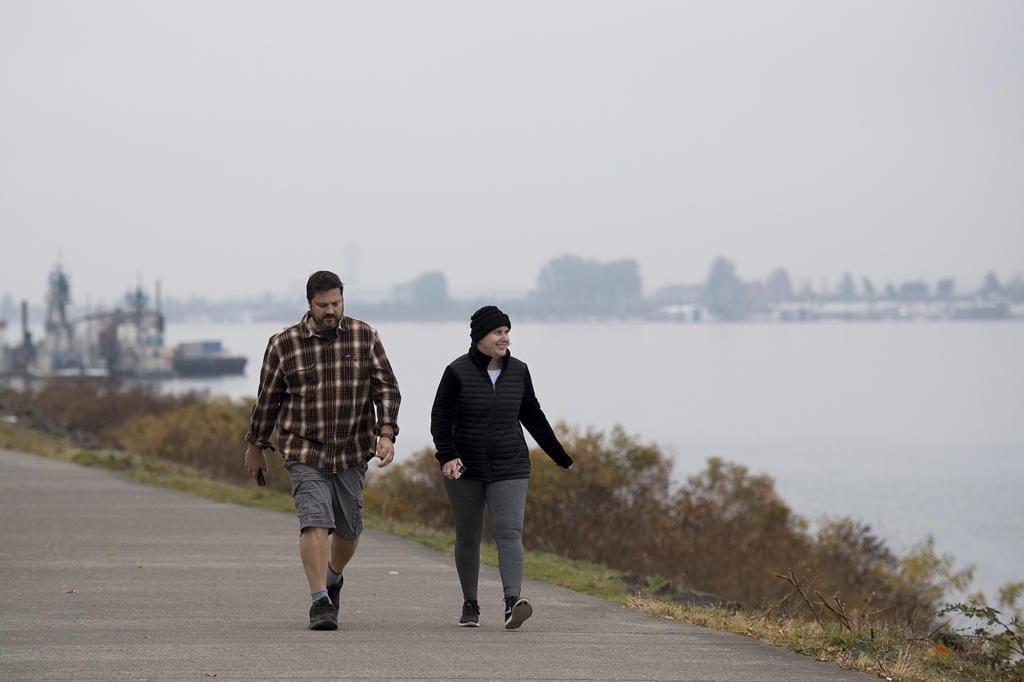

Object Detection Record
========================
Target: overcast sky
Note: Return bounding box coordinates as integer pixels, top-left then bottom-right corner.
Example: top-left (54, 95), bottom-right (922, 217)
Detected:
top-left (2, 0), bottom-right (1022, 307)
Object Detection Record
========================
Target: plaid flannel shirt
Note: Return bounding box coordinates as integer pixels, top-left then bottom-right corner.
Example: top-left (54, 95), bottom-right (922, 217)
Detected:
top-left (245, 313), bottom-right (401, 474)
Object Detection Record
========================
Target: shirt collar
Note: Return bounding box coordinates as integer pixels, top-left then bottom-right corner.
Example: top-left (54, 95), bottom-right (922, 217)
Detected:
top-left (469, 344), bottom-right (508, 370)
top-left (301, 312), bottom-right (347, 338)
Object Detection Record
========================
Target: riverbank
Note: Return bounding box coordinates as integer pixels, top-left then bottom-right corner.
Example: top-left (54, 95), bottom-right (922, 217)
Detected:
top-left (1, 415), bottom-right (1019, 681)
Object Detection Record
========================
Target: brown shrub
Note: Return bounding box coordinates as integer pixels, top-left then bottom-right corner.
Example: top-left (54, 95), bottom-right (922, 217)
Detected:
top-left (13, 379), bottom-right (203, 435)
top-left (365, 446), bottom-right (451, 527)
top-left (665, 457), bottom-right (812, 606)
top-left (106, 397), bottom-right (264, 487)
top-left (526, 425), bottom-right (676, 576)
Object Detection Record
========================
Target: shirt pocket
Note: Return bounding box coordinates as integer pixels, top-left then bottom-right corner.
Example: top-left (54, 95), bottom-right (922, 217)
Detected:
top-left (341, 353), bottom-right (369, 383)
top-left (283, 362), bottom-right (316, 398)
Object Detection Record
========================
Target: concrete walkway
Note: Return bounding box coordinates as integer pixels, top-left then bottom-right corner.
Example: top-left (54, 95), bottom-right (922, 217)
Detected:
top-left (0, 449), bottom-right (875, 681)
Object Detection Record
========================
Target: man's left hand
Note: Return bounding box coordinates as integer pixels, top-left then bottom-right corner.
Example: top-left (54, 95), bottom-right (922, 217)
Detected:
top-left (376, 436), bottom-right (395, 467)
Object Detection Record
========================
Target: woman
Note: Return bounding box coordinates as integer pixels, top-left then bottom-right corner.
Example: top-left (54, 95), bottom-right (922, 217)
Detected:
top-left (430, 305), bottom-right (574, 629)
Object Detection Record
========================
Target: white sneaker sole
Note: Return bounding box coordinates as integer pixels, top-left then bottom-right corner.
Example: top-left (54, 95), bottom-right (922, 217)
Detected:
top-left (504, 598), bottom-right (533, 629)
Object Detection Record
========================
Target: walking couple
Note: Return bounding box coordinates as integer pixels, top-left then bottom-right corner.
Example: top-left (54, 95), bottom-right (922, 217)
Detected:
top-left (243, 271), bottom-right (573, 631)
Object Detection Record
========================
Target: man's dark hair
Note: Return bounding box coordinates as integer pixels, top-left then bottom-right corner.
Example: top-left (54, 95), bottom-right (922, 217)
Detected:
top-left (306, 270), bottom-right (344, 302)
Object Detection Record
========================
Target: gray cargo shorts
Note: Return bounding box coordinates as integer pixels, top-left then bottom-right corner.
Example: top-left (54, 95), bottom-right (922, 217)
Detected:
top-left (284, 459), bottom-right (368, 542)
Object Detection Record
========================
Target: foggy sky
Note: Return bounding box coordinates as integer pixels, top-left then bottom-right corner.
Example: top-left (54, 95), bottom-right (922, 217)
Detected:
top-left (2, 0), bottom-right (1022, 307)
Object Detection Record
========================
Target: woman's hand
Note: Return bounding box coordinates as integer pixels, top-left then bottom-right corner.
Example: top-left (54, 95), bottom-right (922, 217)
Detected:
top-left (442, 458), bottom-right (464, 480)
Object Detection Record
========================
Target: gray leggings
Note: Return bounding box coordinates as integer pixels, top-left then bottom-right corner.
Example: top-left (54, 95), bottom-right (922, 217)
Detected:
top-left (442, 477), bottom-right (529, 601)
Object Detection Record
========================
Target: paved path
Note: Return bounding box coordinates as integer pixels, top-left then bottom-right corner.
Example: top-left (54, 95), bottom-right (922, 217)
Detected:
top-left (0, 449), bottom-right (875, 681)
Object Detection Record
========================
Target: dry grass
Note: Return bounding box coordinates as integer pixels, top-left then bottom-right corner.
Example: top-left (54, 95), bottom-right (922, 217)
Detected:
top-left (627, 596), bottom-right (1020, 681)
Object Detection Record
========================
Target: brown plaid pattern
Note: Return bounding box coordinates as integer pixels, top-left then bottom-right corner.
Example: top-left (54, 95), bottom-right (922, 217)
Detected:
top-left (245, 313), bottom-right (401, 474)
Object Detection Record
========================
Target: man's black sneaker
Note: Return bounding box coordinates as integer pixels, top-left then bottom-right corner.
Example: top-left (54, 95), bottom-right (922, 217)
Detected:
top-left (459, 600), bottom-right (480, 627)
top-left (309, 596), bottom-right (338, 630)
top-left (504, 595), bottom-right (533, 630)
top-left (327, 575), bottom-right (343, 616)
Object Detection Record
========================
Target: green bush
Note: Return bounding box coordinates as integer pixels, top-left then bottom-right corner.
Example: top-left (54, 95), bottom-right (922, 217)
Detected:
top-left (939, 583), bottom-right (1024, 675)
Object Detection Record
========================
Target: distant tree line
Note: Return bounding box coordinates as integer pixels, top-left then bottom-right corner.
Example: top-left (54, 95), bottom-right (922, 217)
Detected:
top-left (689, 257), bottom-right (1023, 321)
top-left (12, 255), bottom-right (1017, 325)
top-left (347, 255), bottom-right (1024, 322)
top-left (348, 255), bottom-right (646, 322)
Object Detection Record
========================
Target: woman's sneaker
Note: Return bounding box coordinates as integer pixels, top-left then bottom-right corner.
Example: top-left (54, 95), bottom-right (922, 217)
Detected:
top-left (504, 595), bottom-right (533, 630)
top-left (459, 599), bottom-right (480, 627)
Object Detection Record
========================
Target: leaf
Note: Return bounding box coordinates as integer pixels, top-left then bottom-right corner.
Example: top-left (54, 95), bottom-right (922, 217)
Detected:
top-left (927, 642), bottom-right (952, 657)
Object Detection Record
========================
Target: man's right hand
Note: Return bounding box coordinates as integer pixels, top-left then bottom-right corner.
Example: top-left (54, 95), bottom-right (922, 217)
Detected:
top-left (243, 443), bottom-right (268, 481)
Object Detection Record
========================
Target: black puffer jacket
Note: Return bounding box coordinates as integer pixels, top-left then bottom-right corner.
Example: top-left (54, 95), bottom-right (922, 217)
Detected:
top-left (430, 346), bottom-right (573, 482)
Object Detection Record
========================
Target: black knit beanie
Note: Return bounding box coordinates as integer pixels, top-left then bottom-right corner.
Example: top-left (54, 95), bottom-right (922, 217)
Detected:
top-left (470, 305), bottom-right (511, 344)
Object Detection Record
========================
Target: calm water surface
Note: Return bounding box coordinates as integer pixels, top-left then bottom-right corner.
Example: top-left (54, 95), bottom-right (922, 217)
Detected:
top-left (164, 319), bottom-right (1024, 600)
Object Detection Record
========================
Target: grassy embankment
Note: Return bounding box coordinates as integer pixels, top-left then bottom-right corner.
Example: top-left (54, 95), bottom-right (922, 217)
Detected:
top-left (1, 380), bottom-right (1021, 681)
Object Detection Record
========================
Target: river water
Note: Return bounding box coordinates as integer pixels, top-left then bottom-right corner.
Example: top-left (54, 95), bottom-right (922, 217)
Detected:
top-left (162, 318), bottom-right (1024, 601)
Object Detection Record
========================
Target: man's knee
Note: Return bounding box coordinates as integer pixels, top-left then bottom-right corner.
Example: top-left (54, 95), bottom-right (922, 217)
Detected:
top-left (331, 533), bottom-right (358, 547)
top-left (300, 526), bottom-right (330, 538)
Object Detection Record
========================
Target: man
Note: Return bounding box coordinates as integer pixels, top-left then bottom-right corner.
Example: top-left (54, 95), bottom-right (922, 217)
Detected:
top-left (243, 270), bottom-right (401, 630)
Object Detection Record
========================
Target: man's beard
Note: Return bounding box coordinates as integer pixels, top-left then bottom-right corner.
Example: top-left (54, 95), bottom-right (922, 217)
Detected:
top-left (314, 313), bottom-right (338, 331)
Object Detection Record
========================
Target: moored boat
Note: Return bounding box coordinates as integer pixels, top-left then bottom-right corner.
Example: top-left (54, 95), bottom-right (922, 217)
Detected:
top-left (172, 340), bottom-right (247, 377)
